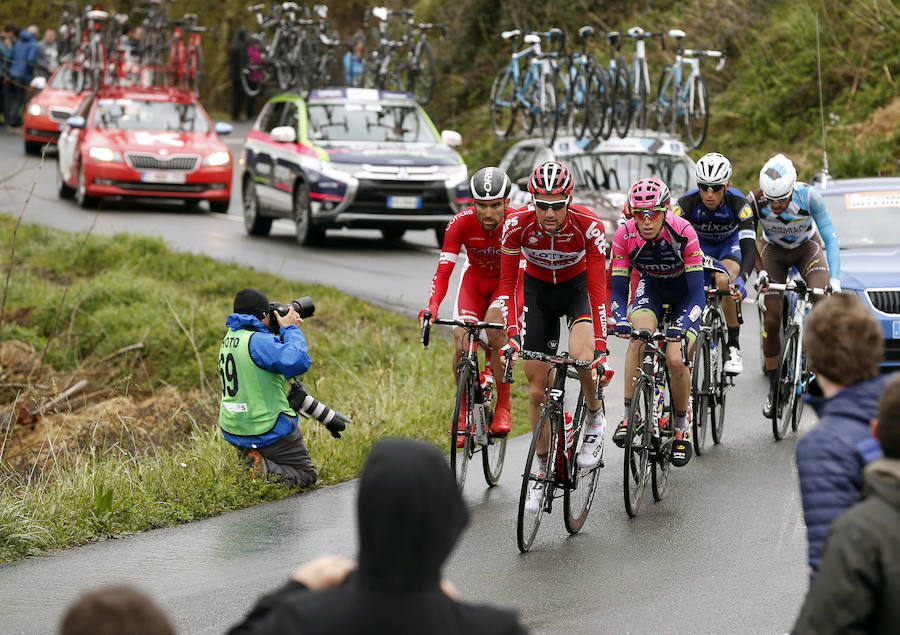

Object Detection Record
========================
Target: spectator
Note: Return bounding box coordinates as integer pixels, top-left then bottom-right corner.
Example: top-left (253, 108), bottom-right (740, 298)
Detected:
top-left (59, 585), bottom-right (175, 635)
top-left (795, 292), bottom-right (889, 579)
top-left (0, 25), bottom-right (17, 128)
top-left (227, 439), bottom-right (529, 635)
top-left (6, 25), bottom-right (39, 128)
top-left (793, 373), bottom-right (900, 634)
top-left (228, 27), bottom-right (250, 121)
top-left (36, 28), bottom-right (58, 79)
top-left (343, 32), bottom-right (365, 86)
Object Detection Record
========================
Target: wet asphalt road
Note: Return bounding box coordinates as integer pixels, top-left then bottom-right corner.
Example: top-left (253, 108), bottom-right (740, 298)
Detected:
top-left (0, 128), bottom-right (809, 633)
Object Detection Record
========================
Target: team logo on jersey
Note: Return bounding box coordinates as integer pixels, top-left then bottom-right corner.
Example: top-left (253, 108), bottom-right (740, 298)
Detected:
top-left (689, 305), bottom-right (702, 322)
top-left (528, 235), bottom-right (539, 244)
top-left (738, 205), bottom-right (753, 220)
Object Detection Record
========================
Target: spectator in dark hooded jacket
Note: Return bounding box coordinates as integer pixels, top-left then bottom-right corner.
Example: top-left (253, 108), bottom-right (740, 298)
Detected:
top-left (794, 373), bottom-right (900, 634)
top-left (227, 438), bottom-right (528, 635)
top-left (228, 27), bottom-right (250, 121)
top-left (795, 293), bottom-right (889, 579)
top-left (5, 26), bottom-right (38, 127)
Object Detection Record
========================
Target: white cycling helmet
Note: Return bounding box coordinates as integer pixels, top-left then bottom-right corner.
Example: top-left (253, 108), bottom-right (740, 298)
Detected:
top-left (695, 152), bottom-right (732, 186)
top-left (759, 153), bottom-right (797, 200)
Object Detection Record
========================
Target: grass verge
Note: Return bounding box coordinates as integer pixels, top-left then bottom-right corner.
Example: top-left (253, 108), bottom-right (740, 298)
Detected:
top-left (0, 216), bottom-right (530, 561)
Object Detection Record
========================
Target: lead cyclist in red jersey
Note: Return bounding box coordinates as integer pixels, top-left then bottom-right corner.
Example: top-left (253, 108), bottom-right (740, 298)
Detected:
top-left (420, 167), bottom-right (517, 440)
top-left (498, 161), bottom-right (611, 511)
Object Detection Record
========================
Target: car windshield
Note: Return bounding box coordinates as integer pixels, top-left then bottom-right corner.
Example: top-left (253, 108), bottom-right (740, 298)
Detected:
top-left (567, 152), bottom-right (695, 195)
top-left (821, 187), bottom-right (900, 249)
top-left (49, 65), bottom-right (76, 91)
top-left (93, 98), bottom-right (209, 133)
top-left (306, 102), bottom-right (435, 143)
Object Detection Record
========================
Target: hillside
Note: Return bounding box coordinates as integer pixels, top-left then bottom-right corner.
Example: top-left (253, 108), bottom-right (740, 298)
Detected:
top-left (2, 0), bottom-right (898, 187)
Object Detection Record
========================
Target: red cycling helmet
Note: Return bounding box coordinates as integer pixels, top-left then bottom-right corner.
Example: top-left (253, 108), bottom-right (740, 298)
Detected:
top-left (528, 161), bottom-right (574, 197)
top-left (627, 177), bottom-right (671, 210)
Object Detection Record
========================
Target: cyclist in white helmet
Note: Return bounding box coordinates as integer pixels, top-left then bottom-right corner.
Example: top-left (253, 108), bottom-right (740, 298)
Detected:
top-left (673, 152), bottom-right (757, 374)
top-left (747, 153), bottom-right (841, 417)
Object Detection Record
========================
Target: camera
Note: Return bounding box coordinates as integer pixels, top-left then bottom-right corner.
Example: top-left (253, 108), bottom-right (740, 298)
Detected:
top-left (269, 296), bottom-right (315, 319)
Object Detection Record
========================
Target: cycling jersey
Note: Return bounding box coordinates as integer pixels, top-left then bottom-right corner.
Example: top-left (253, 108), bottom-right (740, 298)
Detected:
top-left (747, 182), bottom-right (840, 278)
top-left (426, 206), bottom-right (508, 316)
top-left (674, 186), bottom-right (756, 279)
top-left (609, 212), bottom-right (705, 336)
top-left (498, 203), bottom-right (608, 351)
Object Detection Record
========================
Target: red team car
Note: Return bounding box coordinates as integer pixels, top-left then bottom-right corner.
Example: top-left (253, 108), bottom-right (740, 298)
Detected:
top-left (56, 86), bottom-right (233, 211)
top-left (23, 63), bottom-right (87, 155)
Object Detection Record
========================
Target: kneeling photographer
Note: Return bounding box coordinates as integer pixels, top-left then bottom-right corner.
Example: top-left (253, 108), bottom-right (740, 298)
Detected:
top-left (218, 288), bottom-right (350, 487)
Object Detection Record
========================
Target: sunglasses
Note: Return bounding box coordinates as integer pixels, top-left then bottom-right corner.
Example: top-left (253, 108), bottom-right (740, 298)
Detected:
top-left (533, 196), bottom-right (570, 211)
top-left (698, 183), bottom-right (725, 193)
top-left (768, 193), bottom-right (792, 205)
top-left (632, 206), bottom-right (666, 219)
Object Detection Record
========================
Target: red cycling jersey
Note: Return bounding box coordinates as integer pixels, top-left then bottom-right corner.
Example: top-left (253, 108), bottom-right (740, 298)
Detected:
top-left (498, 203), bottom-right (608, 351)
top-left (426, 206), bottom-right (509, 315)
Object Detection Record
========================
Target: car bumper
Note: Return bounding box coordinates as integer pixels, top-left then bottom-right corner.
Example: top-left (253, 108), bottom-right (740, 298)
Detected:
top-left (24, 115), bottom-right (63, 144)
top-left (86, 164), bottom-right (232, 201)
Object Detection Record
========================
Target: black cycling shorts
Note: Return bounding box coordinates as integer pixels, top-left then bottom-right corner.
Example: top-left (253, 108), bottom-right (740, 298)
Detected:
top-left (522, 271), bottom-right (592, 355)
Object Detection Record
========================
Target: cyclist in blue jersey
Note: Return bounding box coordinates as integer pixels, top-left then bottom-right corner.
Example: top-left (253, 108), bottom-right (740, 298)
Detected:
top-left (673, 152), bottom-right (756, 375)
top-left (747, 154), bottom-right (841, 417)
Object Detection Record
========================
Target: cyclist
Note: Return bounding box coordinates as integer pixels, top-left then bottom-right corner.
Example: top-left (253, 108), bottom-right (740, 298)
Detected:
top-left (419, 167), bottom-right (517, 446)
top-left (498, 161), bottom-right (611, 511)
top-left (747, 154), bottom-right (841, 418)
top-left (673, 152), bottom-right (756, 374)
top-left (610, 178), bottom-right (705, 467)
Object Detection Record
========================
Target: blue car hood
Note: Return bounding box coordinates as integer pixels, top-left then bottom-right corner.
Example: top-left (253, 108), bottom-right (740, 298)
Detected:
top-left (840, 247), bottom-right (900, 290)
top-left (317, 140), bottom-right (462, 166)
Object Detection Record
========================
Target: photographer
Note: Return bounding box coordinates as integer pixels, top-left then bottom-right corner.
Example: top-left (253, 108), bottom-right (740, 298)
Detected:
top-left (218, 288), bottom-right (348, 487)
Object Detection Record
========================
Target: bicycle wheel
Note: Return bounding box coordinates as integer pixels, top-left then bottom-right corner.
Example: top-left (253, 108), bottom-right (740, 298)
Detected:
top-left (553, 60), bottom-right (573, 137)
top-left (710, 325), bottom-right (728, 443)
top-left (519, 74), bottom-right (537, 136)
top-left (489, 69), bottom-right (516, 138)
top-left (683, 75), bottom-right (709, 149)
top-left (624, 375), bottom-right (652, 518)
top-left (517, 407), bottom-right (559, 553)
top-left (655, 67), bottom-right (677, 133)
top-left (632, 71), bottom-right (649, 131)
top-left (449, 367), bottom-right (475, 491)
top-left (293, 35), bottom-right (315, 97)
top-left (612, 60), bottom-right (632, 138)
top-left (564, 390), bottom-right (602, 534)
top-left (652, 368), bottom-right (673, 502)
top-left (691, 330), bottom-right (710, 456)
top-left (240, 64), bottom-right (264, 97)
top-left (189, 45), bottom-right (204, 95)
top-left (773, 325), bottom-right (799, 441)
top-left (408, 40), bottom-right (435, 104)
top-left (482, 371), bottom-right (507, 486)
top-left (537, 70), bottom-right (559, 146)
top-left (586, 60), bottom-right (609, 139)
top-left (791, 356), bottom-right (808, 432)
top-left (570, 64), bottom-right (589, 139)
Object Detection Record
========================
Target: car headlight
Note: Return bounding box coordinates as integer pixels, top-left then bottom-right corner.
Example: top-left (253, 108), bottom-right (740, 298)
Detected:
top-left (28, 103), bottom-right (44, 117)
top-left (319, 161), bottom-right (352, 181)
top-left (443, 163), bottom-right (468, 184)
top-left (204, 151), bottom-right (231, 167)
top-left (88, 146), bottom-right (122, 162)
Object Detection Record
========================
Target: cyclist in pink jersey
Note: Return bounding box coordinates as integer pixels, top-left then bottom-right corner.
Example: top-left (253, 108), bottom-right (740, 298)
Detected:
top-left (420, 167), bottom-right (517, 441)
top-left (497, 161), bottom-right (611, 511)
top-left (609, 178), bottom-right (705, 467)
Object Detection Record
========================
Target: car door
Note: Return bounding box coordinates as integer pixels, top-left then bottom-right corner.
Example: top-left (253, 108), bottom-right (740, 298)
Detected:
top-left (57, 95), bottom-right (94, 187)
top-left (249, 101), bottom-right (285, 210)
top-left (269, 101), bottom-right (300, 214)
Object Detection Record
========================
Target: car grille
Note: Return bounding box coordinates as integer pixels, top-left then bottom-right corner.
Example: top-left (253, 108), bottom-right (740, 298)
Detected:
top-left (49, 108), bottom-right (73, 122)
top-left (867, 289), bottom-right (900, 315)
top-left (107, 180), bottom-right (210, 193)
top-left (124, 153), bottom-right (199, 172)
top-left (351, 179), bottom-right (451, 215)
top-left (885, 339), bottom-right (900, 363)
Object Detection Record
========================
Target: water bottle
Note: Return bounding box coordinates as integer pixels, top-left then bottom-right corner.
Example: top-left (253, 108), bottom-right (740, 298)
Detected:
top-left (479, 367), bottom-right (494, 404)
top-left (654, 377), bottom-right (666, 431)
top-left (564, 411), bottom-right (575, 451)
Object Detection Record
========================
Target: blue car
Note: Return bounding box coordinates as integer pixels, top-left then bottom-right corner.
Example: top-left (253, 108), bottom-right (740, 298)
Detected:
top-left (817, 176), bottom-right (900, 370)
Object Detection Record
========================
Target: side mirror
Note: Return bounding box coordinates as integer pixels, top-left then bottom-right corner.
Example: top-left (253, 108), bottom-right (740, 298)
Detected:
top-left (516, 176), bottom-right (530, 189)
top-left (30, 76), bottom-right (47, 91)
top-left (441, 129), bottom-right (462, 147)
top-left (271, 126), bottom-right (297, 143)
top-left (214, 121), bottom-right (234, 135)
top-left (66, 115), bottom-right (86, 129)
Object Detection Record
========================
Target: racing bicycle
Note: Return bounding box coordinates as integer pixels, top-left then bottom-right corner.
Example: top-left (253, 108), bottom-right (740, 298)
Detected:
top-left (420, 313), bottom-right (507, 491)
top-left (505, 350), bottom-right (606, 552)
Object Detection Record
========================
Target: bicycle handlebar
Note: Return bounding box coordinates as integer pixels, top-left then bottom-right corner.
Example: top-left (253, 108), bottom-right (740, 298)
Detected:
top-left (761, 281), bottom-right (828, 297)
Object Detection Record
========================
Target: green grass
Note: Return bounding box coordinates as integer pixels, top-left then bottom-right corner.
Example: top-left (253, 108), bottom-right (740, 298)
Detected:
top-left (0, 217), bottom-right (530, 561)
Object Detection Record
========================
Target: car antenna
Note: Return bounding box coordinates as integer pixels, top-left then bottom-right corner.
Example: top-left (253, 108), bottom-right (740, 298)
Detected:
top-left (815, 13), bottom-right (830, 189)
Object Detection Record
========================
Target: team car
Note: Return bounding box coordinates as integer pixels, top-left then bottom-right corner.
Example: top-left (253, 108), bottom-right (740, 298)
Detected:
top-left (56, 86), bottom-right (233, 211)
top-left (240, 88), bottom-right (469, 245)
top-left (23, 63), bottom-right (87, 155)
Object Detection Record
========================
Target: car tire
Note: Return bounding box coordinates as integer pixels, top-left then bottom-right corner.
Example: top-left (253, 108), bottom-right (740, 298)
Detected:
top-left (381, 228), bottom-right (406, 241)
top-left (293, 179), bottom-right (324, 246)
top-left (57, 166), bottom-right (75, 200)
top-left (75, 162), bottom-right (99, 209)
top-left (24, 140), bottom-right (42, 156)
top-left (209, 200), bottom-right (230, 213)
top-left (242, 178), bottom-right (272, 236)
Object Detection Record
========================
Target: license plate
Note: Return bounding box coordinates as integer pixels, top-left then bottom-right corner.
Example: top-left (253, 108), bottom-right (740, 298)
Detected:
top-left (387, 195), bottom-right (421, 210)
top-left (141, 171), bottom-right (186, 184)
top-left (894, 320), bottom-right (900, 339)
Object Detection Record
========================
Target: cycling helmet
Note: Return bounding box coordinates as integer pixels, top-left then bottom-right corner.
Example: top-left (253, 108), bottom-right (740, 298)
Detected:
top-left (759, 153), bottom-right (797, 199)
top-left (628, 177), bottom-right (671, 209)
top-left (528, 161), bottom-right (574, 196)
top-left (470, 166), bottom-right (512, 201)
top-left (695, 152), bottom-right (732, 186)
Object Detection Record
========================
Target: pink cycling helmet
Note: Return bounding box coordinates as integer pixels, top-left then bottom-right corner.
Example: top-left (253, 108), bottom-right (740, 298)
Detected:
top-left (628, 177), bottom-right (671, 210)
top-left (528, 161), bottom-right (574, 196)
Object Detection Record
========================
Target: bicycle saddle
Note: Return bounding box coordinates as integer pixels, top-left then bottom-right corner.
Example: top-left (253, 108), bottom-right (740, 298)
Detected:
top-left (501, 29), bottom-right (520, 40)
top-left (668, 28), bottom-right (686, 39)
top-left (86, 10), bottom-right (109, 20)
top-left (547, 27), bottom-right (565, 41)
top-left (524, 33), bottom-right (541, 45)
top-left (578, 25), bottom-right (595, 39)
top-left (627, 26), bottom-right (645, 37)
